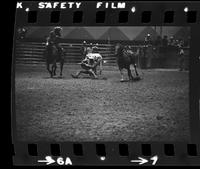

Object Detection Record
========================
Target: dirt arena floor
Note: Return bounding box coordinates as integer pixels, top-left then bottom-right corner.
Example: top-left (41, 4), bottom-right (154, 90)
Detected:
top-left (15, 64), bottom-right (190, 142)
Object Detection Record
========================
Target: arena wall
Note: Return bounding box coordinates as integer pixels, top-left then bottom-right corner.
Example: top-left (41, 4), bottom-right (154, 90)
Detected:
top-left (15, 41), bottom-right (189, 69)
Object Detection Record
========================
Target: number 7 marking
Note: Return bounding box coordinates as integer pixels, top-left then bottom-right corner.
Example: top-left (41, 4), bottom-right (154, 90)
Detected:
top-left (150, 155), bottom-right (158, 165)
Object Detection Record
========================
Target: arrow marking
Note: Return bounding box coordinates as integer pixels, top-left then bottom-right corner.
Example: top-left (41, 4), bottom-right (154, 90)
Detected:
top-left (38, 156), bottom-right (55, 165)
top-left (130, 157), bottom-right (148, 165)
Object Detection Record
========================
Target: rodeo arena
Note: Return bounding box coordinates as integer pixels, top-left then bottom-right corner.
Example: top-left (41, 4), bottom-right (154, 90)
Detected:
top-left (15, 26), bottom-right (190, 141)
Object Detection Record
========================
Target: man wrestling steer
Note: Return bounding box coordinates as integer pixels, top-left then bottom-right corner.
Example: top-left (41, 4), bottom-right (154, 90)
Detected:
top-left (71, 56), bottom-right (98, 79)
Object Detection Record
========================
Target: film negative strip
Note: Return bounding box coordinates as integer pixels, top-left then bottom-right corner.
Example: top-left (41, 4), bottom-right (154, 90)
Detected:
top-left (12, 1), bottom-right (200, 166)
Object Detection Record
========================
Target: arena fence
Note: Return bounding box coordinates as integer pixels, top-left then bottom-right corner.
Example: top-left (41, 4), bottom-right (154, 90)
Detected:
top-left (15, 41), bottom-right (117, 65)
top-left (15, 41), bottom-right (189, 69)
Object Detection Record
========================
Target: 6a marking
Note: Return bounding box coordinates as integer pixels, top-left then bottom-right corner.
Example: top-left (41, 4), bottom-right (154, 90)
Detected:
top-left (57, 157), bottom-right (72, 165)
top-left (38, 156), bottom-right (72, 165)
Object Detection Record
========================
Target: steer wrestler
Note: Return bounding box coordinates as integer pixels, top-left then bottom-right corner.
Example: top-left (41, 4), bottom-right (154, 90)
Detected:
top-left (71, 57), bottom-right (98, 79)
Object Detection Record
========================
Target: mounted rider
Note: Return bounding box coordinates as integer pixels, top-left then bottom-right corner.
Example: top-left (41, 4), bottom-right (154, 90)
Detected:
top-left (46, 26), bottom-right (64, 58)
top-left (123, 45), bottom-right (134, 55)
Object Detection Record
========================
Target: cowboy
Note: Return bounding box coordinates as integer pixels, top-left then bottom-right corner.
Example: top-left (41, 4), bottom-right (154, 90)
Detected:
top-left (169, 36), bottom-right (175, 46)
top-left (85, 43), bottom-right (93, 54)
top-left (71, 57), bottom-right (98, 79)
top-left (80, 41), bottom-right (87, 59)
top-left (92, 43), bottom-right (99, 53)
top-left (162, 35), bottom-right (168, 47)
top-left (144, 34), bottom-right (152, 46)
top-left (46, 26), bottom-right (63, 56)
top-left (177, 43), bottom-right (185, 71)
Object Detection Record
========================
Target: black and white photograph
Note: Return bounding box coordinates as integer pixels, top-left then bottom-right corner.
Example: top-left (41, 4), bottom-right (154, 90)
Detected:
top-left (14, 26), bottom-right (190, 142)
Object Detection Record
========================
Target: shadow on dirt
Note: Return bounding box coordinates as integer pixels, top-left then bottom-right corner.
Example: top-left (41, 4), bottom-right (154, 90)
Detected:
top-left (120, 77), bottom-right (142, 83)
top-left (42, 76), bottom-right (65, 79)
top-left (71, 76), bottom-right (108, 80)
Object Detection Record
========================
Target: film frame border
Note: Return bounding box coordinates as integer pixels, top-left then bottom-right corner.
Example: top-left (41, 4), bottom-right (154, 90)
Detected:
top-left (12, 1), bottom-right (200, 166)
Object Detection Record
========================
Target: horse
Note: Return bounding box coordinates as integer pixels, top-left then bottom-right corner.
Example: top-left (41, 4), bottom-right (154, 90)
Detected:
top-left (115, 43), bottom-right (141, 82)
top-left (43, 44), bottom-right (65, 78)
top-left (85, 53), bottom-right (103, 75)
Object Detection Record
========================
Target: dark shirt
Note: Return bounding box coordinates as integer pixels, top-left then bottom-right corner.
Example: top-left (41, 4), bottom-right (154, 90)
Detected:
top-left (144, 39), bottom-right (152, 46)
top-left (154, 38), bottom-right (162, 46)
top-left (81, 58), bottom-right (94, 70)
top-left (81, 46), bottom-right (87, 55)
top-left (47, 31), bottom-right (61, 45)
top-left (162, 39), bottom-right (168, 47)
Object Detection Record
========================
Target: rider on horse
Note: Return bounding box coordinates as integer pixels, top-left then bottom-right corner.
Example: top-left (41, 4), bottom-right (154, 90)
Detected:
top-left (46, 26), bottom-right (64, 58)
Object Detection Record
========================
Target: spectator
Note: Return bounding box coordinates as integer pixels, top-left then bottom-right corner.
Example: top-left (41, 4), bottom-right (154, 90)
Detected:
top-left (154, 36), bottom-right (162, 47)
top-left (168, 36), bottom-right (175, 46)
top-left (177, 42), bottom-right (185, 71)
top-left (87, 43), bottom-right (93, 54)
top-left (179, 39), bottom-right (184, 47)
top-left (172, 39), bottom-right (176, 46)
top-left (175, 39), bottom-right (179, 47)
top-left (17, 27), bottom-right (27, 40)
top-left (185, 37), bottom-right (190, 47)
top-left (144, 34), bottom-right (152, 46)
top-left (162, 35), bottom-right (168, 47)
top-left (80, 41), bottom-right (87, 59)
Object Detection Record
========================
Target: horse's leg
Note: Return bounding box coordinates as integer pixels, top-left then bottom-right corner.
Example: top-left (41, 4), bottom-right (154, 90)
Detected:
top-left (119, 68), bottom-right (124, 82)
top-left (134, 64), bottom-right (139, 76)
top-left (53, 63), bottom-right (57, 76)
top-left (99, 60), bottom-right (103, 75)
top-left (51, 65), bottom-right (53, 77)
top-left (46, 63), bottom-right (52, 77)
top-left (51, 63), bottom-right (56, 77)
top-left (127, 67), bottom-right (134, 80)
top-left (60, 60), bottom-right (64, 77)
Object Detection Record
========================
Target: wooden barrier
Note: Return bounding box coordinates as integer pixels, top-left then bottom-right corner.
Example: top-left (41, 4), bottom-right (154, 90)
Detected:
top-left (15, 41), bottom-right (117, 65)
